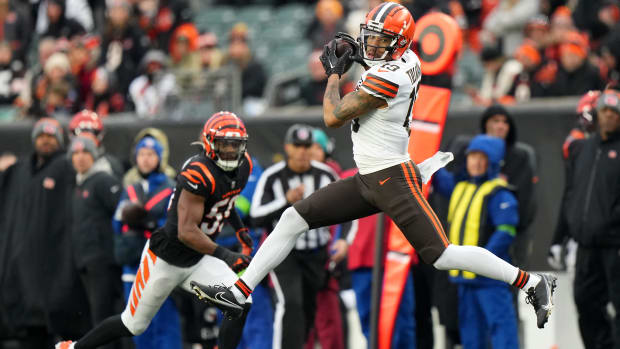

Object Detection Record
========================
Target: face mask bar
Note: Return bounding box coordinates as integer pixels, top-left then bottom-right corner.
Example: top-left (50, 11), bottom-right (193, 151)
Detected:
top-left (213, 137), bottom-right (247, 171)
top-left (360, 26), bottom-right (399, 66)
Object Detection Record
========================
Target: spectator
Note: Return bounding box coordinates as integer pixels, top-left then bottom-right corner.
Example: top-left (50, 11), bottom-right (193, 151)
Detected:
top-left (225, 23), bottom-right (267, 109)
top-left (546, 31), bottom-right (604, 96)
top-left (169, 23), bottom-right (201, 89)
top-left (17, 37), bottom-right (57, 114)
top-left (36, 0), bottom-right (93, 34)
top-left (197, 32), bottom-right (224, 71)
top-left (477, 43), bottom-right (522, 105)
top-left (249, 124), bottom-right (342, 349)
top-left (448, 105), bottom-right (538, 266)
top-left (83, 67), bottom-right (126, 116)
top-left (36, 0), bottom-right (87, 40)
top-left (112, 136), bottom-right (182, 349)
top-left (69, 132), bottom-right (123, 349)
top-left (481, 0), bottom-right (539, 56)
top-left (600, 31), bottom-right (620, 86)
top-left (100, 0), bottom-right (150, 96)
top-left (0, 118), bottom-right (91, 346)
top-left (29, 51), bottom-right (78, 117)
top-left (307, 0), bottom-right (345, 49)
top-left (433, 135), bottom-right (520, 349)
top-left (122, 127), bottom-right (176, 186)
top-left (572, 0), bottom-right (619, 42)
top-left (128, 49), bottom-right (178, 117)
top-left (524, 15), bottom-right (551, 51)
top-left (509, 40), bottom-right (549, 100)
top-left (0, 41), bottom-right (25, 105)
top-left (0, 0), bottom-right (31, 68)
top-left (68, 35), bottom-right (99, 112)
top-left (136, 0), bottom-right (191, 50)
top-left (546, 6), bottom-right (577, 62)
top-left (69, 109), bottom-right (125, 178)
top-left (549, 89), bottom-right (620, 349)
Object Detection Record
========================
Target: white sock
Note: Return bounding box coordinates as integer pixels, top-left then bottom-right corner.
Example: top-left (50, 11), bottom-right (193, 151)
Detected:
top-left (433, 244), bottom-right (521, 284)
top-left (524, 273), bottom-right (541, 290)
top-left (231, 207), bottom-right (309, 303)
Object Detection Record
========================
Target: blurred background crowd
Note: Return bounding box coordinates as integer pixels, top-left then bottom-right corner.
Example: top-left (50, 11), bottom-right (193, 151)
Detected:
top-left (0, 0), bottom-right (615, 120)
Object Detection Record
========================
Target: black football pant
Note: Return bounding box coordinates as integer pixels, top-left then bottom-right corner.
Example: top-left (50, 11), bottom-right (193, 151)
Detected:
top-left (78, 263), bottom-right (123, 349)
top-left (270, 248), bottom-right (328, 349)
top-left (574, 246), bottom-right (620, 349)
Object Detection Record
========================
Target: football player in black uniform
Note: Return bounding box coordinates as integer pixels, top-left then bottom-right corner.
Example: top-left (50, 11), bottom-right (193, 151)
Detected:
top-left (56, 111), bottom-right (255, 349)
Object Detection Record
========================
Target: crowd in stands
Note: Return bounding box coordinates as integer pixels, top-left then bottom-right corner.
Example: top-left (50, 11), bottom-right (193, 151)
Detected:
top-left (0, 0), bottom-right (617, 121)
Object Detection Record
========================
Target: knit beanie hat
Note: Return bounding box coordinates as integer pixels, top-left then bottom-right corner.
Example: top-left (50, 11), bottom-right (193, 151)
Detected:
top-left (135, 136), bottom-right (163, 161)
top-left (31, 117), bottom-right (64, 147)
top-left (69, 133), bottom-right (100, 159)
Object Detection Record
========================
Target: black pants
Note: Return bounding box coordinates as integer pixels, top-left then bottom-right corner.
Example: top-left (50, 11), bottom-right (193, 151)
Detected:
top-left (270, 248), bottom-right (328, 349)
top-left (78, 263), bottom-right (123, 349)
top-left (574, 246), bottom-right (620, 349)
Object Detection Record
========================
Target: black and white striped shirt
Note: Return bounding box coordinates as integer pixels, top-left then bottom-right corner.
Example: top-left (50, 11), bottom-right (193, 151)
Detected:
top-left (250, 160), bottom-right (341, 250)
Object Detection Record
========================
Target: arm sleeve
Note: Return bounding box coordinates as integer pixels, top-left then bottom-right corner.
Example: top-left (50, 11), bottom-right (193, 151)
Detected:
top-left (551, 141), bottom-right (581, 245)
top-left (227, 206), bottom-right (245, 232)
top-left (485, 190), bottom-right (518, 255)
top-left (432, 168), bottom-right (456, 197)
top-left (250, 172), bottom-right (289, 230)
top-left (97, 175), bottom-right (122, 215)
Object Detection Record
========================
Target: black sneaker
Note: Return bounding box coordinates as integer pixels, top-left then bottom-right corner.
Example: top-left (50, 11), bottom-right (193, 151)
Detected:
top-left (190, 281), bottom-right (244, 319)
top-left (525, 274), bottom-right (557, 328)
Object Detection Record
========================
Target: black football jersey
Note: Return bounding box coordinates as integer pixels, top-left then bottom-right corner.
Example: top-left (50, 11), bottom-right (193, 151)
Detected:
top-left (149, 152), bottom-right (252, 267)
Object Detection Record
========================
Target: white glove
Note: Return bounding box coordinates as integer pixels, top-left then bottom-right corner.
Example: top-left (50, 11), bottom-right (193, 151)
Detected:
top-left (418, 151), bottom-right (454, 184)
top-left (547, 244), bottom-right (564, 270)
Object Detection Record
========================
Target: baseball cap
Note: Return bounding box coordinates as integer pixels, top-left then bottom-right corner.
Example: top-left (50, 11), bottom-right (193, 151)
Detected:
top-left (285, 124), bottom-right (314, 146)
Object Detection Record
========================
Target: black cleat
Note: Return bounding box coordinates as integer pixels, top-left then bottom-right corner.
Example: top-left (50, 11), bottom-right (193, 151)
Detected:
top-left (525, 273), bottom-right (557, 328)
top-left (190, 281), bottom-right (244, 319)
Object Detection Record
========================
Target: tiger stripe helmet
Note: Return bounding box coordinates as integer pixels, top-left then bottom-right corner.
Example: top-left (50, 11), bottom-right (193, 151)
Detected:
top-left (201, 111), bottom-right (248, 171)
top-left (360, 2), bottom-right (415, 66)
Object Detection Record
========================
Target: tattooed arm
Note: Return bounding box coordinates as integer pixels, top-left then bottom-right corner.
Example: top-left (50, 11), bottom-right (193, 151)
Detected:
top-left (323, 75), bottom-right (387, 128)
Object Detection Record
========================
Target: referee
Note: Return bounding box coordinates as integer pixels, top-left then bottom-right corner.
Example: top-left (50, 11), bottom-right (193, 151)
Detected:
top-left (250, 124), bottom-right (345, 348)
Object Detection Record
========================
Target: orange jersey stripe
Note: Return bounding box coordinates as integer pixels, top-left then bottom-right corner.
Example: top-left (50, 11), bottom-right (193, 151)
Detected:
top-left (147, 249), bottom-right (157, 264)
top-left (181, 172), bottom-right (200, 184)
top-left (186, 168), bottom-right (207, 187)
top-left (366, 75), bottom-right (398, 93)
top-left (191, 162), bottom-right (216, 194)
top-left (406, 161), bottom-right (449, 245)
top-left (362, 80), bottom-right (397, 98)
top-left (401, 162), bottom-right (449, 247)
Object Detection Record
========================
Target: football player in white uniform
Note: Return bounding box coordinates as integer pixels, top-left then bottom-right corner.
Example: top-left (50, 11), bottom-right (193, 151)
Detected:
top-left (193, 2), bottom-right (557, 330)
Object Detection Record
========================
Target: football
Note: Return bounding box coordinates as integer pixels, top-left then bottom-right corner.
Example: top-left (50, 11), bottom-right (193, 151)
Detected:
top-left (334, 38), bottom-right (355, 73)
top-left (335, 38), bottom-right (355, 58)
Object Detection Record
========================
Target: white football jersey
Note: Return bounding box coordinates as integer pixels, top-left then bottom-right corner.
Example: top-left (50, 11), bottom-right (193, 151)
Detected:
top-left (352, 49), bottom-right (422, 175)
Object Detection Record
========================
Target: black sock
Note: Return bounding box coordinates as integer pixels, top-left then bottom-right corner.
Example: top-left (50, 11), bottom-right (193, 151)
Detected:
top-left (75, 315), bottom-right (132, 348)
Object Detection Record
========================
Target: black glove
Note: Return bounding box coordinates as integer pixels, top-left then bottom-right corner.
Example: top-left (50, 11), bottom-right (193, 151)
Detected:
top-left (235, 227), bottom-right (253, 256)
top-left (320, 39), bottom-right (353, 78)
top-left (213, 245), bottom-right (252, 272)
top-left (335, 32), bottom-right (365, 66)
